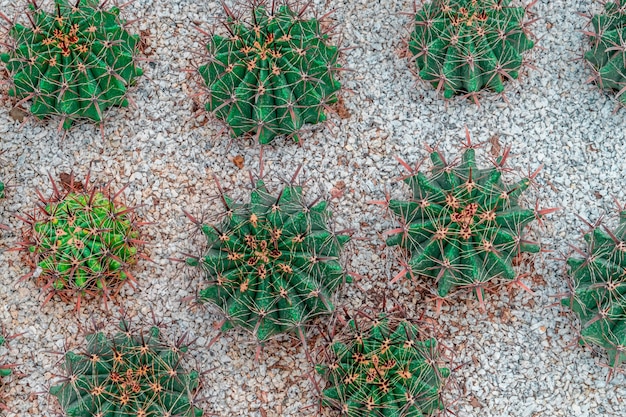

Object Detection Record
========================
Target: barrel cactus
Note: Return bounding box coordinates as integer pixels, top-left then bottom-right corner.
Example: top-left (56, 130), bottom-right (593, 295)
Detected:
top-left (385, 139), bottom-right (551, 305)
top-left (187, 175), bottom-right (350, 343)
top-left (563, 210), bottom-right (626, 372)
top-left (584, 0), bottom-right (626, 107)
top-left (0, 0), bottom-right (143, 129)
top-left (50, 321), bottom-right (203, 417)
top-left (18, 173), bottom-right (146, 308)
top-left (316, 313), bottom-right (449, 417)
top-left (408, 0), bottom-right (535, 99)
top-left (198, 0), bottom-right (342, 144)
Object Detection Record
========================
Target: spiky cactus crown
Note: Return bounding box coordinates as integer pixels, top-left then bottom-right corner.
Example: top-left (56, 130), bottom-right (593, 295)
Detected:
top-left (187, 177), bottom-right (350, 343)
top-left (19, 174), bottom-right (146, 307)
top-left (563, 210), bottom-right (626, 371)
top-left (584, 1), bottom-right (626, 107)
top-left (198, 0), bottom-right (341, 144)
top-left (0, 0), bottom-right (143, 130)
top-left (316, 313), bottom-right (449, 417)
top-left (50, 321), bottom-right (203, 417)
top-left (408, 0), bottom-right (535, 99)
top-left (386, 142), bottom-right (545, 304)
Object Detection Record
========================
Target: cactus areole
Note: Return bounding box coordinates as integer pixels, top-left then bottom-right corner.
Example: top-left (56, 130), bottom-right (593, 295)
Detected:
top-left (564, 210), bottom-right (626, 369)
top-left (408, 0), bottom-right (535, 99)
top-left (187, 179), bottom-right (350, 343)
top-left (387, 146), bottom-right (541, 300)
top-left (316, 314), bottom-right (449, 417)
top-left (50, 322), bottom-right (203, 417)
top-left (584, 1), bottom-right (626, 107)
top-left (0, 0), bottom-right (143, 129)
top-left (198, 2), bottom-right (341, 144)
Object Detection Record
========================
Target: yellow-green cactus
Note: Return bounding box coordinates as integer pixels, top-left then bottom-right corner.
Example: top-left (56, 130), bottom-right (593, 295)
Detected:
top-left (19, 174), bottom-right (146, 307)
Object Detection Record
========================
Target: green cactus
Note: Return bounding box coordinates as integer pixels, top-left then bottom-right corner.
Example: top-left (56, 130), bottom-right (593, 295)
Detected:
top-left (386, 142), bottom-right (548, 303)
top-left (316, 314), bottom-right (449, 417)
top-left (198, 1), bottom-right (341, 144)
top-left (563, 210), bottom-right (626, 370)
top-left (187, 177), bottom-right (350, 343)
top-left (0, 181), bottom-right (4, 199)
top-left (50, 321), bottom-right (203, 417)
top-left (0, 0), bottom-right (143, 129)
top-left (19, 174), bottom-right (146, 307)
top-left (408, 0), bottom-right (535, 99)
top-left (584, 1), bottom-right (626, 107)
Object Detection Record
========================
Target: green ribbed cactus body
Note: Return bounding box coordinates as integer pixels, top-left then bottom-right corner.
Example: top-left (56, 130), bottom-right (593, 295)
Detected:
top-left (0, 0), bottom-right (143, 129)
top-left (50, 322), bottom-right (203, 417)
top-left (22, 181), bottom-right (145, 306)
top-left (563, 211), bottom-right (626, 368)
top-left (316, 314), bottom-right (449, 417)
top-left (387, 147), bottom-right (540, 299)
top-left (0, 182), bottom-right (4, 199)
top-left (584, 1), bottom-right (626, 106)
top-left (409, 0), bottom-right (534, 99)
top-left (188, 179), bottom-right (350, 342)
top-left (199, 3), bottom-right (341, 143)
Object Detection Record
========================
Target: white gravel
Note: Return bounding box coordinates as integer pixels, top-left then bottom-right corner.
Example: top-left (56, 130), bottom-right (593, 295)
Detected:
top-left (1, 0), bottom-right (626, 416)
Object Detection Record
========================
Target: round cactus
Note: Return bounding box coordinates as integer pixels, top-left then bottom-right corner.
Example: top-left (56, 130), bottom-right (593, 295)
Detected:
top-left (198, 0), bottom-right (341, 144)
top-left (584, 1), bottom-right (626, 107)
top-left (50, 321), bottom-right (203, 417)
top-left (563, 210), bottom-right (626, 371)
top-left (0, 0), bottom-right (143, 129)
top-left (19, 173), bottom-right (146, 307)
top-left (316, 313), bottom-right (449, 417)
top-left (385, 139), bottom-right (550, 305)
top-left (408, 0), bottom-right (535, 99)
top-left (187, 176), bottom-right (350, 343)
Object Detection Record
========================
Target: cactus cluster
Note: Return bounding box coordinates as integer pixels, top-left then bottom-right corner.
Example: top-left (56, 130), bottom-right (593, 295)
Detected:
top-left (187, 177), bottom-right (350, 343)
top-left (316, 313), bottom-right (449, 417)
top-left (386, 142), bottom-right (545, 303)
top-left (584, 0), bottom-right (626, 107)
top-left (50, 321), bottom-right (203, 417)
top-left (408, 0), bottom-right (535, 99)
top-left (0, 0), bottom-right (143, 129)
top-left (19, 174), bottom-right (146, 307)
top-left (198, 1), bottom-right (341, 144)
top-left (563, 210), bottom-right (626, 370)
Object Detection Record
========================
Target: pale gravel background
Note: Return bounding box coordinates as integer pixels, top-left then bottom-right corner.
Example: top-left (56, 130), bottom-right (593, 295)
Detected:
top-left (0, 0), bottom-right (625, 416)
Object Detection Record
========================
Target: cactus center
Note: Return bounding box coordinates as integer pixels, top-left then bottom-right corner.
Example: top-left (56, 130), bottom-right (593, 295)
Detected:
top-left (42, 22), bottom-right (91, 58)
